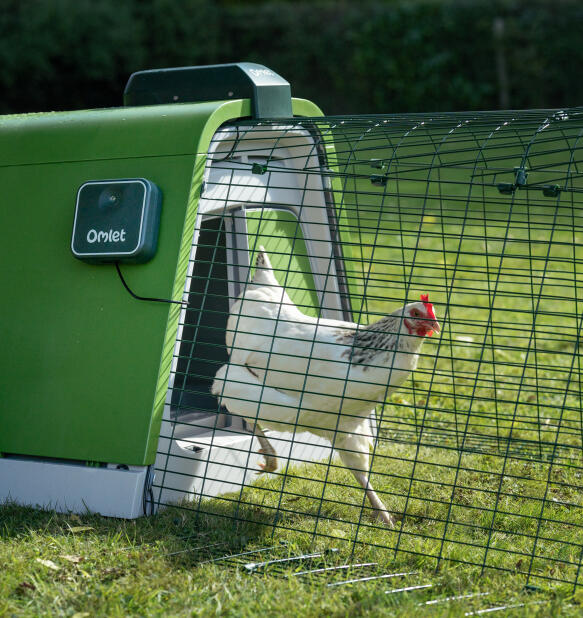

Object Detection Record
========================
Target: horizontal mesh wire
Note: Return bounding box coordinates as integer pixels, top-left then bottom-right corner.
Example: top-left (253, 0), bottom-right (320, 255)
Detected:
top-left (155, 108), bottom-right (583, 590)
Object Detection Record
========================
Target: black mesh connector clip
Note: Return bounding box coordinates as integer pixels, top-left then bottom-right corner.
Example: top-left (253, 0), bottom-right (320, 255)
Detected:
top-left (497, 166), bottom-right (528, 195)
top-left (497, 183), bottom-right (515, 195)
top-left (514, 166), bottom-right (528, 186)
top-left (370, 175), bottom-right (388, 187)
top-left (252, 163), bottom-right (267, 175)
top-left (542, 184), bottom-right (561, 198)
top-left (369, 159), bottom-right (386, 170)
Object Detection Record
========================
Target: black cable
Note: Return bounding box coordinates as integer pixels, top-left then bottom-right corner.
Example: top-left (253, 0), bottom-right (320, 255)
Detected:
top-left (143, 465), bottom-right (156, 516)
top-left (115, 262), bottom-right (185, 306)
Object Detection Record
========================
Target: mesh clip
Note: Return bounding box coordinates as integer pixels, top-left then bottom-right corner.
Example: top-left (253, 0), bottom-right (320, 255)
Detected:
top-left (252, 162), bottom-right (268, 175)
top-left (497, 166), bottom-right (528, 195)
top-left (370, 174), bottom-right (388, 187)
top-left (514, 166), bottom-right (528, 186)
top-left (497, 182), bottom-right (515, 195)
top-left (542, 184), bottom-right (561, 197)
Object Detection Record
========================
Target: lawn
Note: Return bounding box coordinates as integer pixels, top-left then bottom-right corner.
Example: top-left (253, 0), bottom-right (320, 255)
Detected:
top-left (0, 502), bottom-right (580, 617)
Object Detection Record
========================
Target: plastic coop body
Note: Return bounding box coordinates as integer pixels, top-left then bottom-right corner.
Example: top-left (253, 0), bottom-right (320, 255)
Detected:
top-left (0, 64), bottom-right (355, 518)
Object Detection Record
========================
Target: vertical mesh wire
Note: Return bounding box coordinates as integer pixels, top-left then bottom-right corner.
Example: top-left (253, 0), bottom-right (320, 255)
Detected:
top-left (154, 108), bottom-right (583, 590)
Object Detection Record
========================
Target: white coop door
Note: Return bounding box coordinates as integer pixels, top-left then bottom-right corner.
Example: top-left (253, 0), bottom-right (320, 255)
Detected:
top-left (154, 124), bottom-right (359, 509)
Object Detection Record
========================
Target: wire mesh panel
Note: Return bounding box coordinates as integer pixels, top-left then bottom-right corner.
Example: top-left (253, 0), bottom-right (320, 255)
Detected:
top-left (154, 109), bottom-right (583, 591)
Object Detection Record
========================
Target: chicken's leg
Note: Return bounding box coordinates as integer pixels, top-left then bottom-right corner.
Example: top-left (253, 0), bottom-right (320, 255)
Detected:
top-left (352, 471), bottom-right (397, 528)
top-left (252, 424), bottom-right (278, 474)
top-left (335, 424), bottom-right (399, 527)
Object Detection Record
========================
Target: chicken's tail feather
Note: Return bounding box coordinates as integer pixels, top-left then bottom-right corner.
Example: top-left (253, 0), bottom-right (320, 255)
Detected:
top-left (254, 246), bottom-right (272, 271)
top-left (251, 246), bottom-right (279, 286)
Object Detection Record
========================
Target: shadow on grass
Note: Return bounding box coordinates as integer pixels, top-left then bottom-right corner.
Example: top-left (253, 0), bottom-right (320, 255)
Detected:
top-left (0, 492), bottom-right (326, 570)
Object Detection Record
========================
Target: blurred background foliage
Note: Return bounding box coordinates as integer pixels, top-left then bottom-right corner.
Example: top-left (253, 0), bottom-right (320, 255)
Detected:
top-left (1, 0), bottom-right (582, 115)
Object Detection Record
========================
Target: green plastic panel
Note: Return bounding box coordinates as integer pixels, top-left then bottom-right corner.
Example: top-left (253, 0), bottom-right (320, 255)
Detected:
top-left (246, 209), bottom-right (320, 317)
top-left (0, 97), bottom-right (324, 466)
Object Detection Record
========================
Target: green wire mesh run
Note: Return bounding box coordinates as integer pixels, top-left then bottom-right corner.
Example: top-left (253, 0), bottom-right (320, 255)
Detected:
top-left (154, 108), bottom-right (583, 592)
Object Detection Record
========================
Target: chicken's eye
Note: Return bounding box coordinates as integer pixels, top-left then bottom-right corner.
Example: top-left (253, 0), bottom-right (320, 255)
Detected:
top-left (411, 308), bottom-right (421, 318)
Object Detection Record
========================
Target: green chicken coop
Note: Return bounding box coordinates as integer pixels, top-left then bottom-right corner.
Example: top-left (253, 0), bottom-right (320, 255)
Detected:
top-left (0, 63), bottom-right (354, 517)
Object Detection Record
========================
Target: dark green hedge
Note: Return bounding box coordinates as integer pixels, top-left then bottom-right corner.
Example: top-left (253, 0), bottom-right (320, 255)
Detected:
top-left (1, 0), bottom-right (582, 115)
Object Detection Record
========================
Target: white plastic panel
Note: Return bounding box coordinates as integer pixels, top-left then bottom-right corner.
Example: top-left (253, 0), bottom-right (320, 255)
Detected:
top-left (199, 124), bottom-right (345, 320)
top-left (0, 458), bottom-right (148, 518)
top-left (154, 426), bottom-right (334, 508)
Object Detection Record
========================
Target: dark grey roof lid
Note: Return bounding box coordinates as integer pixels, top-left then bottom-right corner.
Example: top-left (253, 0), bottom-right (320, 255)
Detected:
top-left (124, 62), bottom-right (293, 119)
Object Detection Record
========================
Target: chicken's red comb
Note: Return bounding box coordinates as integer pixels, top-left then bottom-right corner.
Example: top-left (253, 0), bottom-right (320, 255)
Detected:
top-left (420, 294), bottom-right (436, 319)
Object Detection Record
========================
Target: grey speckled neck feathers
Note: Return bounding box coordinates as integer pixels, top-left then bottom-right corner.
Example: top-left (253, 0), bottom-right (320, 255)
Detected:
top-left (338, 312), bottom-right (424, 366)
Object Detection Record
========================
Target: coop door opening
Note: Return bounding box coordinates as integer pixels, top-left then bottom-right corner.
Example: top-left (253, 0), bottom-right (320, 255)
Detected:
top-left (169, 206), bottom-right (321, 436)
top-left (169, 216), bottom-right (230, 429)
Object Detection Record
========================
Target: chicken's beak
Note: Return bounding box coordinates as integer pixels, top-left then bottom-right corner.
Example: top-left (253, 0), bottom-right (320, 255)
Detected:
top-left (427, 320), bottom-right (441, 336)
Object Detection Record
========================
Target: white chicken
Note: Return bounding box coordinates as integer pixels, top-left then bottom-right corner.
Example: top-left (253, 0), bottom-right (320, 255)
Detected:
top-left (211, 248), bottom-right (440, 527)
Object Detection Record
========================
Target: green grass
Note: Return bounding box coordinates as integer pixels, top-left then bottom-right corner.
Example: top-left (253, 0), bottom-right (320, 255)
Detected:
top-left (1, 502), bottom-right (581, 617)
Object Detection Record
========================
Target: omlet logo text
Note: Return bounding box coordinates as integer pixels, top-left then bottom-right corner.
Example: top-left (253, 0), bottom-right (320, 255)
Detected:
top-left (249, 68), bottom-right (273, 77)
top-left (87, 229), bottom-right (127, 243)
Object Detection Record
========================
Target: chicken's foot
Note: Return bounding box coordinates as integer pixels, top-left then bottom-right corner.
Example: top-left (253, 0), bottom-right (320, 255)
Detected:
top-left (353, 471), bottom-right (398, 528)
top-left (253, 424), bottom-right (278, 474)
